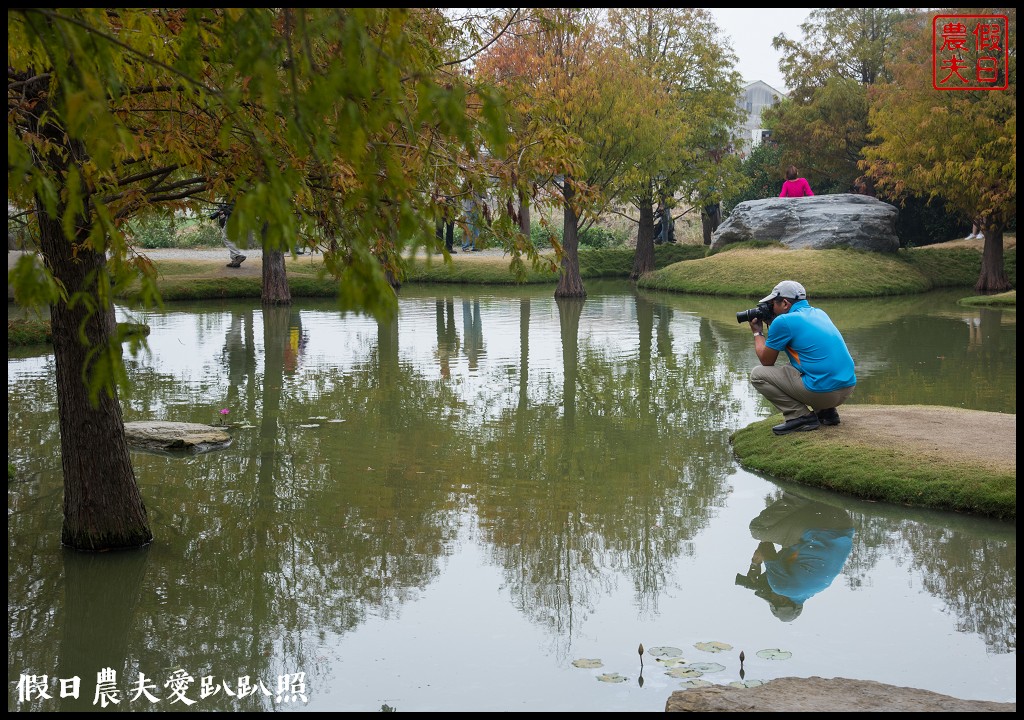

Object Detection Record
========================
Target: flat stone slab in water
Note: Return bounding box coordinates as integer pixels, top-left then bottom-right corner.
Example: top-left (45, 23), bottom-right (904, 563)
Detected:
top-left (124, 421), bottom-right (232, 454)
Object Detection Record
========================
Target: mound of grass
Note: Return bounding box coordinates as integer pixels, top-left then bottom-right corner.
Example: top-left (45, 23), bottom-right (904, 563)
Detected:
top-left (638, 245), bottom-right (1016, 298)
top-left (731, 416), bottom-right (1015, 519)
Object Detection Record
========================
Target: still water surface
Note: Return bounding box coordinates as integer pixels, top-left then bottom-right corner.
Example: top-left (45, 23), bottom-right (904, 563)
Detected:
top-left (7, 283), bottom-right (1016, 711)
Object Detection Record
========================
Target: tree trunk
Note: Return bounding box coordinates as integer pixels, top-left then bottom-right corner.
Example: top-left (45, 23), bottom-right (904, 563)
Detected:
top-left (976, 224), bottom-right (1011, 293)
top-left (518, 188), bottom-right (531, 237)
top-left (557, 297), bottom-right (585, 431)
top-left (261, 249), bottom-right (292, 305)
top-left (555, 179), bottom-right (587, 298)
top-left (701, 203), bottom-right (722, 245)
top-left (631, 201), bottom-right (656, 281)
top-left (37, 202), bottom-right (153, 551)
top-left (59, 547), bottom-right (149, 710)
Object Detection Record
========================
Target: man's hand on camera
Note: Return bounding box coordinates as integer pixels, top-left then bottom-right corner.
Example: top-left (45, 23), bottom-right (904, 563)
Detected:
top-left (749, 318), bottom-right (765, 337)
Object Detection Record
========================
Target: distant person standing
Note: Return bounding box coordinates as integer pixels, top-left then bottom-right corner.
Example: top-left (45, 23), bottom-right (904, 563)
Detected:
top-left (779, 165), bottom-right (814, 198)
top-left (461, 195), bottom-right (482, 252)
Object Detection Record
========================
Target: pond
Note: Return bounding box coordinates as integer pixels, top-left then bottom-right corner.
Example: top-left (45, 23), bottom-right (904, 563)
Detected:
top-left (7, 283), bottom-right (1016, 712)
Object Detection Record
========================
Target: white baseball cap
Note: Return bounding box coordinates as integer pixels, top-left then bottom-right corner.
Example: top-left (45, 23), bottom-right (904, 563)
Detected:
top-left (760, 280), bottom-right (807, 303)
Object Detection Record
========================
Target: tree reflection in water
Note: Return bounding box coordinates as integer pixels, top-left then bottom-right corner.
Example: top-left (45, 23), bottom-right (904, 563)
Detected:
top-left (6, 286), bottom-right (1015, 711)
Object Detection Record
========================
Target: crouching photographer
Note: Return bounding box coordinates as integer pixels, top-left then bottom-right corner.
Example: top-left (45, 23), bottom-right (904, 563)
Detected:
top-left (743, 281), bottom-right (856, 436)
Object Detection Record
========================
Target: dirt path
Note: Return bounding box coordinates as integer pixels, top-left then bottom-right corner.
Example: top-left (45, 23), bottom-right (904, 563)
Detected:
top-left (820, 405), bottom-right (1015, 474)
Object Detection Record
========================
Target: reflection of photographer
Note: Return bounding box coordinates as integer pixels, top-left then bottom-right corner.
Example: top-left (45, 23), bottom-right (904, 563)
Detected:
top-left (736, 493), bottom-right (855, 622)
top-left (746, 280), bottom-right (856, 435)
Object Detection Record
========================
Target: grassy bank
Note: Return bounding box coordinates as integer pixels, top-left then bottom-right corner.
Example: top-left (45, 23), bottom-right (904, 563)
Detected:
top-left (8, 319), bottom-right (150, 348)
top-left (731, 413), bottom-right (1015, 520)
top-left (102, 240), bottom-right (1014, 302)
top-left (403, 243), bottom-right (703, 284)
top-left (959, 289), bottom-right (1017, 307)
top-left (637, 243), bottom-right (1016, 298)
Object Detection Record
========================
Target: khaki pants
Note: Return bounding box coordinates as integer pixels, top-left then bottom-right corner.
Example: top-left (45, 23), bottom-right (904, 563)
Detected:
top-left (750, 364), bottom-right (855, 421)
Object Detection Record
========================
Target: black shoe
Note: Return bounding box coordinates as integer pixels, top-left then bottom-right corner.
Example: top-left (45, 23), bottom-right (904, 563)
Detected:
top-left (816, 408), bottom-right (840, 426)
top-left (772, 412), bottom-right (820, 435)
top-left (226, 254), bottom-right (246, 268)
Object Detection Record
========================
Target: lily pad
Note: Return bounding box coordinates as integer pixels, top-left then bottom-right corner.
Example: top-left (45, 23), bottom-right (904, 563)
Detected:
top-left (729, 679), bottom-right (766, 688)
top-left (572, 658), bottom-right (603, 669)
top-left (647, 646), bottom-right (684, 658)
top-left (597, 673), bottom-right (628, 683)
top-left (678, 679), bottom-right (714, 688)
top-left (655, 657), bottom-right (688, 668)
top-left (756, 648), bottom-right (793, 660)
top-left (688, 662), bottom-right (726, 673)
top-left (694, 641), bottom-right (733, 653)
top-left (665, 667), bottom-right (703, 679)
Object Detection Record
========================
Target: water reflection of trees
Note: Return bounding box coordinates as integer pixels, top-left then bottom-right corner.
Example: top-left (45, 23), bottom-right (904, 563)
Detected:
top-left (5, 289), bottom-right (1018, 710)
top-left (769, 483), bottom-right (1016, 655)
top-left (904, 522), bottom-right (1015, 653)
top-left (848, 310), bottom-right (1016, 413)
top-left (472, 293), bottom-right (738, 653)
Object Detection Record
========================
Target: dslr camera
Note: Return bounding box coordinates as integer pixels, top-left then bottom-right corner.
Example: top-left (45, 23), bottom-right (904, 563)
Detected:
top-left (208, 203), bottom-right (233, 228)
top-left (736, 302), bottom-right (774, 324)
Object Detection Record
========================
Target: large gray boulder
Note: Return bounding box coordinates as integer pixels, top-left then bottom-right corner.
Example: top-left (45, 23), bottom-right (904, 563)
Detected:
top-left (124, 421), bottom-right (232, 454)
top-left (665, 676), bottom-right (1015, 712)
top-left (711, 194), bottom-right (899, 253)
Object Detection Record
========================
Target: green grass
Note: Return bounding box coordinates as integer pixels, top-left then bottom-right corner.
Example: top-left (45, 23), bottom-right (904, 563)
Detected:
top-left (958, 290), bottom-right (1016, 307)
top-left (114, 242), bottom-right (1014, 301)
top-left (8, 318), bottom-right (51, 347)
top-left (638, 245), bottom-right (1016, 298)
top-left (403, 244), bottom-right (706, 284)
top-left (731, 415), bottom-right (1015, 520)
top-left (8, 319), bottom-right (150, 348)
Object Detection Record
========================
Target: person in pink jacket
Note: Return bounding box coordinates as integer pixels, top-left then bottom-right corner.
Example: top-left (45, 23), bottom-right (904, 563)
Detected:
top-left (779, 165), bottom-right (814, 197)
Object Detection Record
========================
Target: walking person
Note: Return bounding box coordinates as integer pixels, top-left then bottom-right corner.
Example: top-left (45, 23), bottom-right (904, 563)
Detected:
top-left (747, 280), bottom-right (856, 435)
top-left (779, 165), bottom-right (814, 198)
top-left (210, 202), bottom-right (247, 268)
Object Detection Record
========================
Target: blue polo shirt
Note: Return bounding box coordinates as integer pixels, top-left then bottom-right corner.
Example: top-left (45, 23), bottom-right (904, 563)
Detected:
top-left (765, 527), bottom-right (855, 604)
top-left (766, 300), bottom-right (856, 392)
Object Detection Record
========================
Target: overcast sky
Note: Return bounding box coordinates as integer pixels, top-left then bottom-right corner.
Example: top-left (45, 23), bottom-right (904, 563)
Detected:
top-left (707, 8), bottom-right (815, 94)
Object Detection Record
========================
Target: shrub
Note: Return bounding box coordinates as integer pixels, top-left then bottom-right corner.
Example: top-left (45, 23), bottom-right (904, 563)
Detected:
top-left (176, 219), bottom-right (224, 248)
top-left (531, 222), bottom-right (561, 249)
top-left (528, 223), bottom-right (627, 250)
top-left (127, 214), bottom-right (177, 248)
top-left (579, 226), bottom-right (627, 249)
top-left (723, 141), bottom-right (783, 212)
